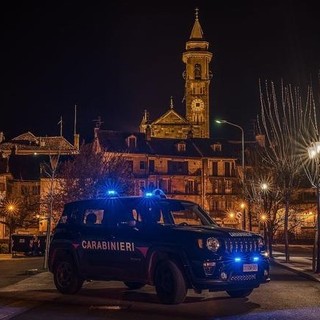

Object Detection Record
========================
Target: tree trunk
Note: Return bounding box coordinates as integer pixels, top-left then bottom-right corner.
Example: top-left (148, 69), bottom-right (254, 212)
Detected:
top-left (267, 222), bottom-right (273, 259)
top-left (284, 195), bottom-right (290, 263)
top-left (8, 229), bottom-right (12, 254)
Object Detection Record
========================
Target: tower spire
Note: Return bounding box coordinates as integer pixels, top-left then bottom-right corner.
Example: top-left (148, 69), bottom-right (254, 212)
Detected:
top-left (190, 8), bottom-right (203, 39)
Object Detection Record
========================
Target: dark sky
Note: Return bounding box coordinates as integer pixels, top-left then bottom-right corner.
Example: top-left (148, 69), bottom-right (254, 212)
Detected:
top-left (1, 0), bottom-right (320, 143)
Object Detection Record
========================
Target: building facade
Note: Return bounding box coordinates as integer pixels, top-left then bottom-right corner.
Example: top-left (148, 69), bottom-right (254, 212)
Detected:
top-left (0, 132), bottom-right (78, 240)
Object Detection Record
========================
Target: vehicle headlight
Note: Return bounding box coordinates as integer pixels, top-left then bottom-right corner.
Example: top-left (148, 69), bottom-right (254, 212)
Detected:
top-left (206, 237), bottom-right (220, 252)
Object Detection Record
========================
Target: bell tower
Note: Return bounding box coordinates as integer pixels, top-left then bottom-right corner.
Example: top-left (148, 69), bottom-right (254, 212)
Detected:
top-left (182, 8), bottom-right (213, 138)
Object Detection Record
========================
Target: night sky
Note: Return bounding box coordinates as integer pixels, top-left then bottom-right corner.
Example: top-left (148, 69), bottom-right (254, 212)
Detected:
top-left (1, 0), bottom-right (320, 143)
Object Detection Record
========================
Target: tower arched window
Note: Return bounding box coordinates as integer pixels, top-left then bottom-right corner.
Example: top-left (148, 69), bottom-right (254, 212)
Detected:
top-left (194, 64), bottom-right (201, 79)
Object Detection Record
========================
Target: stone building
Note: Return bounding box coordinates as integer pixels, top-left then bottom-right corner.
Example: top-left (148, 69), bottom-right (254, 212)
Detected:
top-left (0, 131), bottom-right (78, 240)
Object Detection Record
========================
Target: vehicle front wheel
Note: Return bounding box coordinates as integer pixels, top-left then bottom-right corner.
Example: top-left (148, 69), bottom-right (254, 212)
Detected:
top-left (226, 288), bottom-right (253, 298)
top-left (53, 257), bottom-right (83, 294)
top-left (123, 281), bottom-right (145, 290)
top-left (154, 260), bottom-right (187, 305)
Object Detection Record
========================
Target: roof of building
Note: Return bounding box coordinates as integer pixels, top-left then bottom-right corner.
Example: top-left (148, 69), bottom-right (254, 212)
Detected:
top-left (0, 131), bottom-right (77, 155)
top-left (96, 130), bottom-right (240, 159)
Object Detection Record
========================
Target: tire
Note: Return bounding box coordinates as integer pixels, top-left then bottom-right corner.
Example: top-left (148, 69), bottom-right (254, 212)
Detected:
top-left (53, 257), bottom-right (84, 294)
top-left (226, 288), bottom-right (253, 298)
top-left (123, 281), bottom-right (145, 290)
top-left (154, 260), bottom-right (187, 305)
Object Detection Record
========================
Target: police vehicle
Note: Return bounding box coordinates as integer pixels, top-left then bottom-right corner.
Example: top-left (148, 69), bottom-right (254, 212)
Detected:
top-left (48, 189), bottom-right (270, 304)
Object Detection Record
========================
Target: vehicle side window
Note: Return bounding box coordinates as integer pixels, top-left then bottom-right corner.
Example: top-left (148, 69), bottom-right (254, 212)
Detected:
top-left (83, 209), bottom-right (104, 225)
top-left (59, 207), bottom-right (81, 225)
top-left (118, 208), bottom-right (137, 227)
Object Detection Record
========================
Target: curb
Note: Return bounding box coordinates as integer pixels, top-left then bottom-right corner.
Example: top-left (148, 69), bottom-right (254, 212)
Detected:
top-left (271, 258), bottom-right (320, 282)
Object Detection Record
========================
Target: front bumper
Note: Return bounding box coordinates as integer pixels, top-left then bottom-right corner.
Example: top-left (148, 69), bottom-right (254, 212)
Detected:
top-left (186, 255), bottom-right (270, 292)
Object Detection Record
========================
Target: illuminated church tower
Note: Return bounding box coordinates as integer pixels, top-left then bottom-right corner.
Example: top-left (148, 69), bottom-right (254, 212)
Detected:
top-left (182, 8), bottom-right (213, 138)
top-left (140, 9), bottom-right (213, 139)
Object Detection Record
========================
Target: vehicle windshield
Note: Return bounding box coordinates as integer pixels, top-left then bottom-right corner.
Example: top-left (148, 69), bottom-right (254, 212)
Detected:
top-left (133, 199), bottom-right (217, 227)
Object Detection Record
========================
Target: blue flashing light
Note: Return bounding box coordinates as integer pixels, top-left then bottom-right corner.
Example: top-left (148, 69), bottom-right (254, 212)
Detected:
top-left (145, 192), bottom-right (153, 197)
top-left (253, 256), bottom-right (259, 262)
top-left (106, 190), bottom-right (118, 197)
top-left (234, 257), bottom-right (242, 263)
top-left (143, 189), bottom-right (167, 199)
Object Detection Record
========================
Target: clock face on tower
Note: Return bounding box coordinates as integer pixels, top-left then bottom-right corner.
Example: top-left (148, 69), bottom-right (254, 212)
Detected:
top-left (191, 98), bottom-right (204, 112)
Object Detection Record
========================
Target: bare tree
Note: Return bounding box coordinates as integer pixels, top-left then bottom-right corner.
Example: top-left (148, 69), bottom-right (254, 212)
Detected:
top-left (244, 149), bottom-right (283, 258)
top-left (41, 153), bottom-right (60, 269)
top-left (298, 82), bottom-right (320, 272)
top-left (256, 79), bottom-right (306, 262)
top-left (41, 143), bottom-right (134, 225)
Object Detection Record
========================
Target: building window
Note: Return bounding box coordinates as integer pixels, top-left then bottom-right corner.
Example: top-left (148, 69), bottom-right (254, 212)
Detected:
top-left (126, 135), bottom-right (137, 149)
top-left (176, 142), bottom-right (186, 152)
top-left (21, 185), bottom-right (30, 195)
top-left (126, 160), bottom-right (133, 173)
top-left (211, 143), bottom-right (222, 152)
top-left (225, 180), bottom-right (232, 193)
top-left (168, 161), bottom-right (188, 175)
top-left (212, 162), bottom-right (218, 176)
top-left (0, 183), bottom-right (5, 192)
top-left (194, 64), bottom-right (201, 79)
top-left (219, 201), bottom-right (225, 210)
top-left (185, 180), bottom-right (198, 194)
top-left (225, 162), bottom-right (231, 177)
top-left (159, 179), bottom-right (171, 193)
top-left (213, 179), bottom-right (222, 194)
top-left (149, 160), bottom-right (155, 173)
top-left (140, 161), bottom-right (146, 170)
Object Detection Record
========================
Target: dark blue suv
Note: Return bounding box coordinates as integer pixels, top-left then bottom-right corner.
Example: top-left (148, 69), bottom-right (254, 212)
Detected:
top-left (48, 191), bottom-right (270, 304)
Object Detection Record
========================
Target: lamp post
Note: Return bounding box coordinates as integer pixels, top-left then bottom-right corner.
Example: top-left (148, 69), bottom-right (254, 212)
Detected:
top-left (216, 119), bottom-right (245, 230)
top-left (261, 183), bottom-right (269, 252)
top-left (307, 143), bottom-right (320, 273)
top-left (215, 120), bottom-right (245, 182)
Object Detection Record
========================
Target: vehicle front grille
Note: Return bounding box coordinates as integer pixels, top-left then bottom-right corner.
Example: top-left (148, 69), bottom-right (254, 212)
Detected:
top-left (224, 237), bottom-right (260, 253)
top-left (230, 274), bottom-right (256, 281)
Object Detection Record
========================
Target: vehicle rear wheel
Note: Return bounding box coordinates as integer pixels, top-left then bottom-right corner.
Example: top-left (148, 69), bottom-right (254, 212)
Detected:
top-left (154, 260), bottom-right (187, 304)
top-left (226, 288), bottom-right (253, 298)
top-left (123, 281), bottom-right (145, 290)
top-left (53, 257), bottom-right (83, 294)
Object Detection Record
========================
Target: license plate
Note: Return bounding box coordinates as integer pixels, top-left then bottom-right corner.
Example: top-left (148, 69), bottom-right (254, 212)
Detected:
top-left (243, 264), bottom-right (258, 272)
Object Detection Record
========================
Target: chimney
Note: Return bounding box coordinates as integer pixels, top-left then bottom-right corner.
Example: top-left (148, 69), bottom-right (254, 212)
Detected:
top-left (74, 133), bottom-right (80, 151)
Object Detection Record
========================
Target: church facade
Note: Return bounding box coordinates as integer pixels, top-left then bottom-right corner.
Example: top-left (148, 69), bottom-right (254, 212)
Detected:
top-left (140, 9), bottom-right (212, 139)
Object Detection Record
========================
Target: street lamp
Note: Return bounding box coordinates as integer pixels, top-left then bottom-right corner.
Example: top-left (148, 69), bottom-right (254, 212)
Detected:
top-left (215, 119), bottom-right (245, 182)
top-left (307, 143), bottom-right (320, 273)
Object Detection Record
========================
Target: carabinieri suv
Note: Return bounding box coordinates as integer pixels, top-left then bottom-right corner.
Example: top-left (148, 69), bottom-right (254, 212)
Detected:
top-left (48, 190), bottom-right (270, 304)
